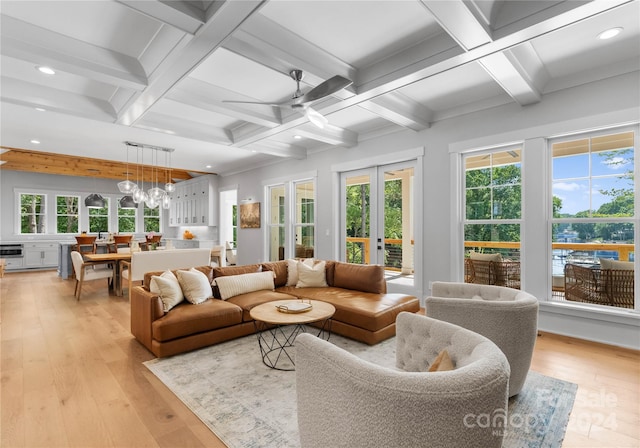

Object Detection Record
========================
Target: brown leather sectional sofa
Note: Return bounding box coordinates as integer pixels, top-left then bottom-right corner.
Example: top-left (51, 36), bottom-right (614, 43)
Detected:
top-left (130, 260), bottom-right (420, 357)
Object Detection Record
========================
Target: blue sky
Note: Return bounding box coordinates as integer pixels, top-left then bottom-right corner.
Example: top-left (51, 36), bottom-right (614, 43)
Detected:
top-left (552, 150), bottom-right (634, 215)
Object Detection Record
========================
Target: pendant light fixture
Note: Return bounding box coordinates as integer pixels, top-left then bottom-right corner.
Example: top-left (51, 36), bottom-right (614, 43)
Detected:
top-left (119, 195), bottom-right (137, 209)
top-left (132, 146), bottom-right (146, 204)
top-left (117, 142), bottom-right (137, 193)
top-left (85, 168), bottom-right (106, 208)
top-left (164, 149), bottom-right (175, 193)
top-left (147, 148), bottom-right (165, 203)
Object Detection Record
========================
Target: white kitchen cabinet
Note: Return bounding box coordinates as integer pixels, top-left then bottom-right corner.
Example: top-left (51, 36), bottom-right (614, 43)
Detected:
top-left (23, 242), bottom-right (58, 268)
top-left (169, 174), bottom-right (218, 227)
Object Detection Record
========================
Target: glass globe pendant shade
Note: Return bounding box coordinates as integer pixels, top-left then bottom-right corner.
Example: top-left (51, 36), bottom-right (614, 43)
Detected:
top-left (119, 195), bottom-right (138, 209)
top-left (161, 194), bottom-right (171, 209)
top-left (164, 182), bottom-right (175, 193)
top-left (145, 195), bottom-right (159, 209)
top-left (132, 187), bottom-right (145, 204)
top-left (117, 179), bottom-right (137, 193)
top-left (148, 186), bottom-right (165, 201)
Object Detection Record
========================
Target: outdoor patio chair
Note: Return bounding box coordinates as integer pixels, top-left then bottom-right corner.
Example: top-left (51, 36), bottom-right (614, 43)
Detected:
top-left (564, 263), bottom-right (634, 309)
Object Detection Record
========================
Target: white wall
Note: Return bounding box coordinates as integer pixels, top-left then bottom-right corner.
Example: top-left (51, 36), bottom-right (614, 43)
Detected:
top-left (219, 71), bottom-right (640, 349)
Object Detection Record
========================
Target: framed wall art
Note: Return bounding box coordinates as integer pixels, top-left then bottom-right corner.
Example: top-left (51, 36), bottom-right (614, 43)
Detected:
top-left (240, 202), bottom-right (261, 228)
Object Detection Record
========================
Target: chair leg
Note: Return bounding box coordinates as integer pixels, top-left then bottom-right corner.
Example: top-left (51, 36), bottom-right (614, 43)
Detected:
top-left (74, 279), bottom-right (79, 297)
top-left (77, 272), bottom-right (84, 300)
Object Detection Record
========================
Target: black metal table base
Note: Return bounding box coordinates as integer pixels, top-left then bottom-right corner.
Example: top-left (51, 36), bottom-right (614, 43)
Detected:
top-left (253, 319), bottom-right (332, 371)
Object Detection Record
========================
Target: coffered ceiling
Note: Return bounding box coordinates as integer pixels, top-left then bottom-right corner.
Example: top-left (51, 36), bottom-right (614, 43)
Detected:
top-left (1, 0), bottom-right (638, 180)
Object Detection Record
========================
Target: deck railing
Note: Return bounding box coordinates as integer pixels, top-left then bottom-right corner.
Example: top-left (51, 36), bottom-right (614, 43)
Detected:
top-left (465, 241), bottom-right (634, 261)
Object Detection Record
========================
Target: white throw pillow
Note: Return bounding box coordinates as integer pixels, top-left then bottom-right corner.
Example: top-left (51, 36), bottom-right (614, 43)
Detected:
top-left (176, 268), bottom-right (213, 305)
top-left (215, 271), bottom-right (275, 300)
top-left (150, 269), bottom-right (178, 294)
top-left (151, 275), bottom-right (184, 312)
top-left (296, 260), bottom-right (327, 288)
top-left (286, 258), bottom-right (314, 286)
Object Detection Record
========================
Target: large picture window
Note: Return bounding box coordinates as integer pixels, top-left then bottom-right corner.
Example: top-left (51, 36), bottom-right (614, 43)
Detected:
top-left (294, 181), bottom-right (315, 259)
top-left (88, 197), bottom-right (109, 233)
top-left (143, 203), bottom-right (160, 232)
top-left (20, 193), bottom-right (46, 234)
top-left (118, 199), bottom-right (136, 233)
top-left (551, 129), bottom-right (635, 309)
top-left (56, 195), bottom-right (79, 234)
top-left (463, 147), bottom-right (522, 288)
top-left (267, 185), bottom-right (286, 261)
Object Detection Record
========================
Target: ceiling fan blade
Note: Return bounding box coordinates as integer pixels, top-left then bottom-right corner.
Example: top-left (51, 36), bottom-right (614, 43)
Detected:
top-left (222, 100), bottom-right (283, 107)
top-left (296, 75), bottom-right (352, 104)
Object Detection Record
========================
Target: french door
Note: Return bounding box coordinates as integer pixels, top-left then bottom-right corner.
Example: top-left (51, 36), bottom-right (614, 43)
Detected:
top-left (340, 160), bottom-right (418, 295)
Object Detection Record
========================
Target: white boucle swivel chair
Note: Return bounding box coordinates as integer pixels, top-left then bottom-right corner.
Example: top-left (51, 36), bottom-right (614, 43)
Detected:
top-left (296, 312), bottom-right (510, 448)
top-left (426, 281), bottom-right (539, 397)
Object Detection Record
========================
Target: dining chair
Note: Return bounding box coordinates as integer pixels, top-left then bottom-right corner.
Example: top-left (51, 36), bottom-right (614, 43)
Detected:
top-left (74, 235), bottom-right (97, 256)
top-left (108, 235), bottom-right (132, 253)
top-left (70, 251), bottom-right (114, 300)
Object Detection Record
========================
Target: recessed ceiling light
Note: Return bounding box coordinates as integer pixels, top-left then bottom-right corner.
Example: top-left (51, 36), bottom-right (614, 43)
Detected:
top-left (598, 27), bottom-right (623, 40)
top-left (36, 66), bottom-right (56, 75)
top-left (165, 130), bottom-right (176, 135)
top-left (30, 139), bottom-right (40, 144)
top-left (206, 165), bottom-right (212, 169)
top-left (293, 135), bottom-right (302, 140)
top-left (35, 107), bottom-right (46, 112)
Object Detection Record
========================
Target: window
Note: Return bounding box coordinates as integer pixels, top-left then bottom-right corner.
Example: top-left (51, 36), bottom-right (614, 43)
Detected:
top-left (294, 181), bottom-right (315, 258)
top-left (56, 195), bottom-right (79, 234)
top-left (463, 147), bottom-right (522, 288)
top-left (143, 203), bottom-right (160, 232)
top-left (267, 185), bottom-right (286, 261)
top-left (118, 199), bottom-right (136, 233)
top-left (88, 197), bottom-right (109, 233)
top-left (20, 193), bottom-right (46, 234)
top-left (551, 129), bottom-right (635, 309)
top-left (232, 204), bottom-right (238, 244)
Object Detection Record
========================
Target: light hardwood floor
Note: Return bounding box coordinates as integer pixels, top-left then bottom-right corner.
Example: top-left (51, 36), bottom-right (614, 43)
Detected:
top-left (1, 270), bottom-right (639, 448)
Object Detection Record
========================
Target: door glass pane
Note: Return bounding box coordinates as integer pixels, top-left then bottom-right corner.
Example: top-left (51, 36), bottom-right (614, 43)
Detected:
top-left (383, 167), bottom-right (414, 280)
top-left (295, 181), bottom-right (314, 258)
top-left (345, 174), bottom-right (370, 264)
top-left (268, 185), bottom-right (285, 261)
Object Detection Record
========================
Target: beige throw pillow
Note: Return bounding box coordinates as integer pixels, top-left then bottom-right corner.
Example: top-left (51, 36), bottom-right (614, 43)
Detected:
top-left (428, 350), bottom-right (455, 372)
top-left (296, 260), bottom-right (327, 288)
top-left (286, 258), bottom-right (314, 286)
top-left (215, 271), bottom-right (275, 300)
top-left (151, 274), bottom-right (184, 312)
top-left (599, 258), bottom-right (634, 270)
top-left (176, 268), bottom-right (213, 305)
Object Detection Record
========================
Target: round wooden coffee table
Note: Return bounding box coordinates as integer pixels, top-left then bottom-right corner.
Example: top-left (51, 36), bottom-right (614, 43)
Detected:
top-left (250, 299), bottom-right (335, 371)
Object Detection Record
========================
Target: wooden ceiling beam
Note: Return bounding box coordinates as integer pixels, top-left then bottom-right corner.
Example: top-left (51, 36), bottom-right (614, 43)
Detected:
top-left (0, 147), bottom-right (210, 182)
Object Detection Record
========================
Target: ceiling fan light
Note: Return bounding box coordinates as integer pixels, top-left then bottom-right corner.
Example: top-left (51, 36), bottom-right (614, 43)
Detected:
top-left (306, 107), bottom-right (328, 129)
top-left (117, 179), bottom-right (137, 193)
top-left (85, 193), bottom-right (106, 208)
top-left (119, 195), bottom-right (138, 209)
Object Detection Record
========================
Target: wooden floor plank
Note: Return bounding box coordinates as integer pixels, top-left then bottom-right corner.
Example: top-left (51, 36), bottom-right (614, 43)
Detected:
top-left (1, 270), bottom-right (638, 448)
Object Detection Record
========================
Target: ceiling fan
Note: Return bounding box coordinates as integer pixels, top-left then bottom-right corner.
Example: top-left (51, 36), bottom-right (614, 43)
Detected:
top-left (223, 69), bottom-right (352, 129)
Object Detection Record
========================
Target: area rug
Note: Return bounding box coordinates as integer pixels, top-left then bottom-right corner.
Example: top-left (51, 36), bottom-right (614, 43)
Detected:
top-left (144, 334), bottom-right (577, 448)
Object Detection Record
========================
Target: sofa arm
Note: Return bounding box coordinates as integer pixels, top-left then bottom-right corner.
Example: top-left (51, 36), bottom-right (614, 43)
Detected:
top-left (130, 285), bottom-right (165, 354)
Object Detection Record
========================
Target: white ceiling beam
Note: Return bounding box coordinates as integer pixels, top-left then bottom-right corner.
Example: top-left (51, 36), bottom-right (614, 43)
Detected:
top-left (478, 52), bottom-right (541, 106)
top-left (167, 78), bottom-right (282, 127)
top-left (245, 140), bottom-right (307, 159)
top-left (116, 0), bottom-right (206, 34)
top-left (363, 93), bottom-right (433, 131)
top-left (117, 0), bottom-right (266, 127)
top-left (0, 16), bottom-right (147, 90)
top-left (0, 77), bottom-right (117, 122)
top-left (419, 0), bottom-right (492, 50)
top-left (135, 111), bottom-right (232, 144)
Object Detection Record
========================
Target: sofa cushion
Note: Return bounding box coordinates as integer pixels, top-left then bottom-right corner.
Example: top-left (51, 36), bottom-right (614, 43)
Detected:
top-left (226, 290), bottom-right (298, 321)
top-left (469, 251), bottom-right (502, 262)
top-left (599, 258), bottom-right (634, 270)
top-left (297, 260), bottom-right (328, 288)
top-left (214, 271), bottom-right (275, 300)
top-left (276, 286), bottom-right (418, 332)
top-left (176, 268), bottom-right (213, 304)
top-left (211, 264), bottom-right (262, 298)
top-left (332, 262), bottom-right (386, 294)
top-left (261, 260), bottom-right (288, 287)
top-left (152, 299), bottom-right (243, 342)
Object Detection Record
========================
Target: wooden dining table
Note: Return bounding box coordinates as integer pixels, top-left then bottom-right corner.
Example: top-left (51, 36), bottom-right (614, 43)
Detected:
top-left (83, 252), bottom-right (132, 295)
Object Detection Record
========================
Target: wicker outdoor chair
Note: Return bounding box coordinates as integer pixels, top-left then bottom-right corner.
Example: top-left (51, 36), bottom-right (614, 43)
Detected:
top-left (564, 263), bottom-right (634, 309)
top-left (464, 258), bottom-right (521, 289)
